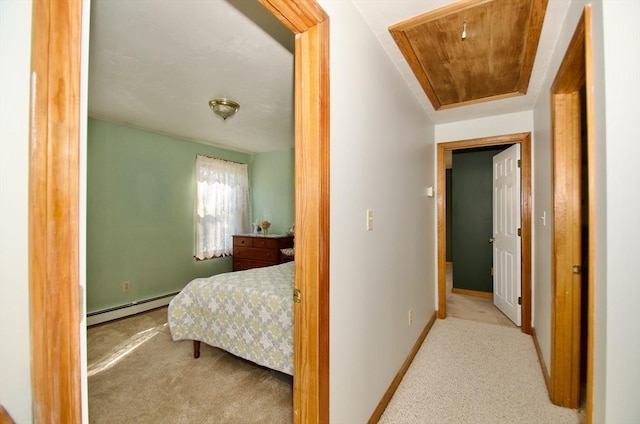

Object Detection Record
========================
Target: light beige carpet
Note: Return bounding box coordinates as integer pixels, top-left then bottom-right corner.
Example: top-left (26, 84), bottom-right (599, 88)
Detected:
top-left (445, 263), bottom-right (517, 328)
top-left (447, 291), bottom-right (517, 328)
top-left (379, 317), bottom-right (579, 424)
top-left (87, 307), bottom-right (292, 423)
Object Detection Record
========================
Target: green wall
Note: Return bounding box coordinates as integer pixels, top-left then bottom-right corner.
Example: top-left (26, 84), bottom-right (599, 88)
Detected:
top-left (250, 149), bottom-right (295, 235)
top-left (87, 119), bottom-right (293, 313)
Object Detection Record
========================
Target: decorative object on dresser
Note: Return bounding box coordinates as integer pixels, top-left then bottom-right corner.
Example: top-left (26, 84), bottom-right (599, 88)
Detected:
top-left (232, 234), bottom-right (294, 271)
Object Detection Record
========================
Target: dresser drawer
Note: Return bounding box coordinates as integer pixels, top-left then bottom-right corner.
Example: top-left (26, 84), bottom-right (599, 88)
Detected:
top-left (233, 246), bottom-right (279, 262)
top-left (233, 236), bottom-right (279, 249)
top-left (252, 237), bottom-right (279, 249)
top-left (232, 235), bottom-right (294, 271)
top-left (233, 236), bottom-right (254, 247)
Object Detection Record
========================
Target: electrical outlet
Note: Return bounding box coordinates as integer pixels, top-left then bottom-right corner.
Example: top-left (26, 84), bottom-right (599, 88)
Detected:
top-left (408, 309), bottom-right (413, 326)
top-left (122, 281), bottom-right (130, 292)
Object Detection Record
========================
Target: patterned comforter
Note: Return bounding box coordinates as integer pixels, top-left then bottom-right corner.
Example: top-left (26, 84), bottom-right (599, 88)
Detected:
top-left (168, 261), bottom-right (294, 375)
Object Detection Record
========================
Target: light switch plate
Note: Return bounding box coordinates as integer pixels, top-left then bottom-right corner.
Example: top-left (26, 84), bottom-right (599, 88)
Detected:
top-left (425, 186), bottom-right (434, 197)
top-left (366, 209), bottom-right (373, 231)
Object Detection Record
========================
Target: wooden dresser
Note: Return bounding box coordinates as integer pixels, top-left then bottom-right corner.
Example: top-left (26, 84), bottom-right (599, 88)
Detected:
top-left (232, 234), bottom-right (294, 271)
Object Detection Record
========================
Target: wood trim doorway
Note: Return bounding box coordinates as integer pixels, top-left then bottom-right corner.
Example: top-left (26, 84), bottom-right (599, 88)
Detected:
top-left (28, 0), bottom-right (330, 422)
top-left (549, 6), bottom-right (594, 421)
top-left (437, 133), bottom-right (532, 334)
top-left (259, 1), bottom-right (331, 421)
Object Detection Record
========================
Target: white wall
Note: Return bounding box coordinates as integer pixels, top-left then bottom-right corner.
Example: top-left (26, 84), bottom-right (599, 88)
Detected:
top-left (320, 1), bottom-right (436, 422)
top-left (599, 2), bottom-right (640, 422)
top-left (435, 110), bottom-right (533, 143)
top-left (0, 1), bottom-right (33, 422)
top-left (533, 1), bottom-right (640, 422)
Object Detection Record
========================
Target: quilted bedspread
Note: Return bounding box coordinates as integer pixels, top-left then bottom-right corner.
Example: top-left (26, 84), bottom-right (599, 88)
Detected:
top-left (168, 261), bottom-right (294, 375)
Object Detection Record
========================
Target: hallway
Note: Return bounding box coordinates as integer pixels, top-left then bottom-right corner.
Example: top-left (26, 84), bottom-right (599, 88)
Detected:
top-left (378, 316), bottom-right (579, 423)
top-left (377, 264), bottom-right (580, 423)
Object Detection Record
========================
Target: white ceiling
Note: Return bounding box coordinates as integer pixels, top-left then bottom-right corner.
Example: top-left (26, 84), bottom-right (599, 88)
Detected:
top-left (88, 0), bottom-right (295, 153)
top-left (89, 0), bottom-right (571, 153)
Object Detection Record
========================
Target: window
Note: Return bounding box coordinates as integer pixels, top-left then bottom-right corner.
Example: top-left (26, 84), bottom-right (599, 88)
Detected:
top-left (195, 155), bottom-right (250, 259)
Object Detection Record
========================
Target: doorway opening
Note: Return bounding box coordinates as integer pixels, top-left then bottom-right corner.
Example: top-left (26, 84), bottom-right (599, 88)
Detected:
top-left (447, 143), bottom-right (520, 328)
top-left (448, 146), bottom-right (509, 296)
top-left (28, 0), bottom-right (329, 422)
top-left (549, 7), bottom-right (594, 421)
top-left (437, 132), bottom-right (532, 334)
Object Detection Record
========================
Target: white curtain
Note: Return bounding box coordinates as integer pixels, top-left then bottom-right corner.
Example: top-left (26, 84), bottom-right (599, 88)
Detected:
top-left (195, 155), bottom-right (250, 259)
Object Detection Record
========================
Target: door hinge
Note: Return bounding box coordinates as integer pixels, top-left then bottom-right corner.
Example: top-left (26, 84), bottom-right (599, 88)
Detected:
top-left (517, 228), bottom-right (522, 237)
top-left (517, 159), bottom-right (522, 168)
top-left (518, 296), bottom-right (522, 305)
top-left (293, 288), bottom-right (302, 303)
top-left (490, 267), bottom-right (494, 276)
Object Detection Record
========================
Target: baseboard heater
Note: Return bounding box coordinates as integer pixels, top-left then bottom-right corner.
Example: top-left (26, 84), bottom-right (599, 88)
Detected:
top-left (86, 291), bottom-right (179, 326)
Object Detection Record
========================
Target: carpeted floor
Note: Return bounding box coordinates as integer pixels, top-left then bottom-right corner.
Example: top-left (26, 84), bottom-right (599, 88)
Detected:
top-left (87, 307), bottom-right (293, 423)
top-left (378, 317), bottom-right (579, 424)
top-left (445, 263), bottom-right (517, 328)
top-left (446, 292), bottom-right (517, 327)
top-left (88, 267), bottom-right (577, 423)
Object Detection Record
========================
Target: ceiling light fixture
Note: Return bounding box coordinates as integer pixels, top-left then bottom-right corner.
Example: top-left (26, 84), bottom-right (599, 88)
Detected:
top-left (209, 98), bottom-right (240, 121)
top-left (461, 21), bottom-right (467, 40)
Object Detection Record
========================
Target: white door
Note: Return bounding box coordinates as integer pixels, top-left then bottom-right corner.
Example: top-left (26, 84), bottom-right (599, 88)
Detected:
top-left (492, 144), bottom-right (522, 326)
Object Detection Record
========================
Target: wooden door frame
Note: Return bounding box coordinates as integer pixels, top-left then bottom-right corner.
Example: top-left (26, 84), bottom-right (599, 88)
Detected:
top-left (29, 1), bottom-right (82, 422)
top-left (437, 133), bottom-right (532, 335)
top-left (549, 6), bottom-right (594, 420)
top-left (29, 0), bottom-right (329, 422)
top-left (258, 1), bottom-right (330, 422)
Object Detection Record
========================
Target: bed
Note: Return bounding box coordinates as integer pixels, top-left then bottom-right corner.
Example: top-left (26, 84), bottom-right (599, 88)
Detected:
top-left (167, 261), bottom-right (294, 375)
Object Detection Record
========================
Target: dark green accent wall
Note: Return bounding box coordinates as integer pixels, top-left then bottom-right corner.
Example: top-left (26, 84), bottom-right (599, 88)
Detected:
top-left (87, 118), bottom-right (293, 313)
top-left (451, 147), bottom-right (507, 293)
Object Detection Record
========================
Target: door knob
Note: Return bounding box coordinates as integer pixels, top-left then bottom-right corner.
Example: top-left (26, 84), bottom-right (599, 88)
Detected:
top-left (489, 238), bottom-right (496, 243)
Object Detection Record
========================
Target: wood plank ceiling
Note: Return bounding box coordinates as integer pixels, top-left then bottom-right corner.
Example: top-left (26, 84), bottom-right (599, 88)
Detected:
top-left (389, 0), bottom-right (549, 110)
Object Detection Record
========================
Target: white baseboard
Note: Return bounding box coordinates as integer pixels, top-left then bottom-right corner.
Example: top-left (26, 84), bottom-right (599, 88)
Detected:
top-left (86, 293), bottom-right (177, 326)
